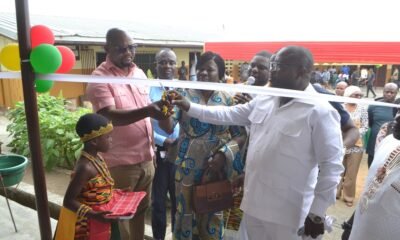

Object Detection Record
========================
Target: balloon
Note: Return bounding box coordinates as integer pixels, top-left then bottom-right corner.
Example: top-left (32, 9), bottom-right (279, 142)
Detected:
top-left (31, 25), bottom-right (55, 48)
top-left (0, 43), bottom-right (21, 71)
top-left (35, 79), bottom-right (54, 93)
top-left (56, 46), bottom-right (76, 73)
top-left (30, 44), bottom-right (62, 73)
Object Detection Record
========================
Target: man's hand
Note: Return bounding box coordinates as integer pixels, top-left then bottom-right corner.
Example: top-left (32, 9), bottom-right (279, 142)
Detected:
top-left (168, 90), bottom-right (191, 112)
top-left (148, 100), bottom-right (174, 120)
top-left (304, 215), bottom-right (324, 239)
top-left (231, 173), bottom-right (245, 194)
top-left (89, 210), bottom-right (116, 223)
top-left (234, 93), bottom-right (253, 104)
top-left (208, 152), bottom-right (226, 173)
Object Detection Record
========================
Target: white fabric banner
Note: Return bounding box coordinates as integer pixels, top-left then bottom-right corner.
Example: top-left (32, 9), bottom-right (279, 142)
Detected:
top-left (0, 72), bottom-right (398, 108)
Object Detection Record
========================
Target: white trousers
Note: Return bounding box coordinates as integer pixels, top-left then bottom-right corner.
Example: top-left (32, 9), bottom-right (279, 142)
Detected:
top-left (239, 213), bottom-right (301, 240)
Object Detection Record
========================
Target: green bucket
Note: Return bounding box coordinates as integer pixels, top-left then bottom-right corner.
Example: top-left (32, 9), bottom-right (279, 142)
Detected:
top-left (0, 155), bottom-right (28, 187)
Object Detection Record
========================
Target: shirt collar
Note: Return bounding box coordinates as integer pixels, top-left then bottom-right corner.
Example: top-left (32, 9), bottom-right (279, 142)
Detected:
top-left (104, 56), bottom-right (136, 77)
top-left (279, 84), bottom-right (317, 107)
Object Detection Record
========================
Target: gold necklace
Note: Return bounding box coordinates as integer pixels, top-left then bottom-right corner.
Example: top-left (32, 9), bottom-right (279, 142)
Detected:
top-left (360, 145), bottom-right (400, 214)
top-left (81, 151), bottom-right (114, 185)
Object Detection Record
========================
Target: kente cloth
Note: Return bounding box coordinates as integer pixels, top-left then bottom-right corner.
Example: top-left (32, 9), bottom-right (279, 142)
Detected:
top-left (223, 191), bottom-right (244, 240)
top-left (224, 190), bottom-right (244, 231)
top-left (54, 173), bottom-right (113, 240)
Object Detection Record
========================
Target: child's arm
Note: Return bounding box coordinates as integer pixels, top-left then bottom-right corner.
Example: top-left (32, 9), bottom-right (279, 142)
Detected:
top-left (63, 159), bottom-right (113, 222)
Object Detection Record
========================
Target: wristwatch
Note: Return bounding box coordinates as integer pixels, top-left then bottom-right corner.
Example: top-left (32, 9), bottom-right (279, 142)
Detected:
top-left (308, 213), bottom-right (325, 224)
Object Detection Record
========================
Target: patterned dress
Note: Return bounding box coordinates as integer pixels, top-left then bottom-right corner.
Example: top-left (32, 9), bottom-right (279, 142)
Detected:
top-left (173, 89), bottom-right (246, 240)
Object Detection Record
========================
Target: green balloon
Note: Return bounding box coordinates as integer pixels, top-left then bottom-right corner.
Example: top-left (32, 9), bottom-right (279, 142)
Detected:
top-left (30, 44), bottom-right (62, 73)
top-left (35, 79), bottom-right (54, 93)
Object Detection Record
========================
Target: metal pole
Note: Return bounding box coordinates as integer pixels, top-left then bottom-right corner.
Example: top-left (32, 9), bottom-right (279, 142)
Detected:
top-left (14, 0), bottom-right (52, 239)
top-left (0, 174), bottom-right (18, 232)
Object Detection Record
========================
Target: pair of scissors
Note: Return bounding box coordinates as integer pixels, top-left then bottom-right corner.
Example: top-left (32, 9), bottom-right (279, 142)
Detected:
top-left (160, 82), bottom-right (171, 102)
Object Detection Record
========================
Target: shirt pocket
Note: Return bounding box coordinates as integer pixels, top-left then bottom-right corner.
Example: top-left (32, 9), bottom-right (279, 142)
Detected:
top-left (277, 120), bottom-right (303, 137)
top-left (137, 86), bottom-right (150, 104)
top-left (276, 119), bottom-right (305, 160)
top-left (113, 90), bottom-right (131, 109)
top-left (248, 107), bottom-right (269, 141)
top-left (138, 87), bottom-right (149, 94)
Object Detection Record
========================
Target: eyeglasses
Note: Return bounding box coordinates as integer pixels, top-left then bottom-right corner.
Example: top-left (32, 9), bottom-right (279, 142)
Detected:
top-left (157, 60), bottom-right (177, 66)
top-left (352, 94), bottom-right (363, 98)
top-left (269, 61), bottom-right (299, 71)
top-left (113, 44), bottom-right (137, 54)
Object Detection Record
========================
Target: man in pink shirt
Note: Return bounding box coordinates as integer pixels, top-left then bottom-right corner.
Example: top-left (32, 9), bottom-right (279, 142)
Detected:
top-left (86, 28), bottom-right (168, 240)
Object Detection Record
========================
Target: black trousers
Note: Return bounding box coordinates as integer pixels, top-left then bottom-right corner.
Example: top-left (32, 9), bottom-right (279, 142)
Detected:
top-left (151, 147), bottom-right (177, 240)
top-left (366, 85), bottom-right (376, 97)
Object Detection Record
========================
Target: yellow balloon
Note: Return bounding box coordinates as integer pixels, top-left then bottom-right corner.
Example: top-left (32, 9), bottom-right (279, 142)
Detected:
top-left (0, 43), bottom-right (21, 71)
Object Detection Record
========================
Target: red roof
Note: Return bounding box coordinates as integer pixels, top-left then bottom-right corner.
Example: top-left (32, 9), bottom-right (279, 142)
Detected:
top-left (204, 42), bottom-right (400, 64)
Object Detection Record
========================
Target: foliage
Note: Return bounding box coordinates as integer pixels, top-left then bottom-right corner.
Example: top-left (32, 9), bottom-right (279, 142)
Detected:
top-left (6, 93), bottom-right (91, 171)
top-left (147, 69), bottom-right (154, 79)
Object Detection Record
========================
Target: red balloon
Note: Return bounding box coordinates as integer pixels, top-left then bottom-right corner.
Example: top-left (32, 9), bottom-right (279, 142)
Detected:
top-left (30, 25), bottom-right (55, 48)
top-left (56, 46), bottom-right (76, 73)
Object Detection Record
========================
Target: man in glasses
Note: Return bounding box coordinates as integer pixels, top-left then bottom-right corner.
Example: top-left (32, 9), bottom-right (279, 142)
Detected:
top-left (86, 28), bottom-right (170, 240)
top-left (165, 46), bottom-right (344, 239)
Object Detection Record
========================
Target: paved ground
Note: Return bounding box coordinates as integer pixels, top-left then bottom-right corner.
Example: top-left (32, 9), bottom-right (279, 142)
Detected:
top-left (0, 86), bottom-right (386, 239)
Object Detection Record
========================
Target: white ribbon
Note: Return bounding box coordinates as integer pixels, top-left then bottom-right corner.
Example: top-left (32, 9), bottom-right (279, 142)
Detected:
top-left (0, 72), bottom-right (399, 108)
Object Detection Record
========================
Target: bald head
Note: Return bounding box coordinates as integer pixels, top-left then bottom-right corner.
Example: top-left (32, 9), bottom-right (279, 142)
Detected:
top-left (279, 46), bottom-right (314, 73)
top-left (269, 46), bottom-right (314, 90)
top-left (383, 82), bottom-right (399, 103)
top-left (106, 28), bottom-right (129, 46)
top-left (335, 81), bottom-right (348, 96)
top-left (155, 48), bottom-right (177, 80)
top-left (155, 48), bottom-right (176, 62)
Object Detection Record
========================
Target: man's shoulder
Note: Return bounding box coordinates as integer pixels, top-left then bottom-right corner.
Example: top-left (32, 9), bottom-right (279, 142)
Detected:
top-left (312, 84), bottom-right (333, 95)
top-left (92, 62), bottom-right (112, 76)
top-left (132, 66), bottom-right (147, 78)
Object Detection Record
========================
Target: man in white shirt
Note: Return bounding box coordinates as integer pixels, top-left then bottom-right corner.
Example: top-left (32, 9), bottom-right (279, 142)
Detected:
top-left (163, 46), bottom-right (344, 239)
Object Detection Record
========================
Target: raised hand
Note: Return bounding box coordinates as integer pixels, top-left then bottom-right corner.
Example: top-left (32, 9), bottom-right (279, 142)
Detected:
top-left (148, 100), bottom-right (174, 120)
top-left (234, 93), bottom-right (253, 104)
top-left (167, 90), bottom-right (191, 112)
top-left (208, 152), bottom-right (226, 173)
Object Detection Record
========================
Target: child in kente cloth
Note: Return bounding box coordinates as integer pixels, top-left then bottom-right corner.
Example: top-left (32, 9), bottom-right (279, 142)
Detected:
top-left (55, 113), bottom-right (143, 239)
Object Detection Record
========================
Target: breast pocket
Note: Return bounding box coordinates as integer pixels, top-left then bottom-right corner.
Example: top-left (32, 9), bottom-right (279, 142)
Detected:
top-left (278, 122), bottom-right (303, 137)
top-left (276, 119), bottom-right (304, 159)
top-left (114, 91), bottom-right (131, 109)
top-left (248, 108), bottom-right (269, 142)
top-left (137, 87), bottom-right (150, 104)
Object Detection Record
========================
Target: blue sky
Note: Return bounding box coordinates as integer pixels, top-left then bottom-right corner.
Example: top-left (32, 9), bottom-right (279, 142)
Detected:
top-left (3, 0), bottom-right (400, 41)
